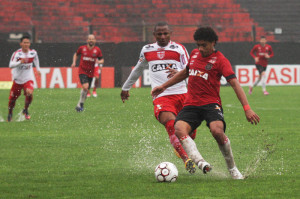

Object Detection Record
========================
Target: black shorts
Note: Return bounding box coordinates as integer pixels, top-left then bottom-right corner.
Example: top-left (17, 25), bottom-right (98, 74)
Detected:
top-left (255, 64), bottom-right (267, 74)
top-left (175, 104), bottom-right (226, 133)
top-left (79, 74), bottom-right (93, 89)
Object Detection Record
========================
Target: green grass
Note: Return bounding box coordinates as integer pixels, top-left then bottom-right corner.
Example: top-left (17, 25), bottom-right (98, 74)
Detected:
top-left (0, 86), bottom-right (299, 198)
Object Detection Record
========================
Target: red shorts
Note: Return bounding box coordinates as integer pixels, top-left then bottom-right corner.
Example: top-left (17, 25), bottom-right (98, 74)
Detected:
top-left (9, 80), bottom-right (34, 100)
top-left (94, 66), bottom-right (100, 78)
top-left (153, 94), bottom-right (186, 121)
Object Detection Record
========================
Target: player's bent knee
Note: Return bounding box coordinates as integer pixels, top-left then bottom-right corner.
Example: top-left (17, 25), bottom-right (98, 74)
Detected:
top-left (174, 121), bottom-right (191, 137)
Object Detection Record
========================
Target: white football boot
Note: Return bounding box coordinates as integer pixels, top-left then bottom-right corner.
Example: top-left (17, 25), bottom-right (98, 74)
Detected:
top-left (198, 160), bottom-right (212, 174)
top-left (229, 167), bottom-right (244, 179)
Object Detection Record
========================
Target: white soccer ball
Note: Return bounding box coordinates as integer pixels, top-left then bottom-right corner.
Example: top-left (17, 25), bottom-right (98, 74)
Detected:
top-left (154, 162), bottom-right (178, 182)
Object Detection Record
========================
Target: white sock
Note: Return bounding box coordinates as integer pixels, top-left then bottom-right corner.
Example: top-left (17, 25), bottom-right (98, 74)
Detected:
top-left (179, 135), bottom-right (204, 165)
top-left (218, 137), bottom-right (236, 170)
top-left (77, 89), bottom-right (87, 107)
top-left (261, 75), bottom-right (267, 91)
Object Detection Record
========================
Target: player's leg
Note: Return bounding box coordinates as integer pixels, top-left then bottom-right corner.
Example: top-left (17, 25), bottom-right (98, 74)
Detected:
top-left (92, 66), bottom-right (100, 97)
top-left (175, 120), bottom-right (211, 174)
top-left (76, 74), bottom-right (91, 112)
top-left (93, 77), bottom-right (99, 97)
top-left (209, 121), bottom-right (243, 179)
top-left (261, 70), bottom-right (269, 95)
top-left (7, 82), bottom-right (22, 122)
top-left (159, 112), bottom-right (189, 162)
top-left (249, 65), bottom-right (262, 94)
top-left (22, 80), bottom-right (35, 120)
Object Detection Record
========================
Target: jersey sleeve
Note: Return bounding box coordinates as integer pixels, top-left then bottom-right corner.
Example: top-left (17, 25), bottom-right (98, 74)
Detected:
top-left (98, 47), bottom-right (103, 59)
top-left (268, 45), bottom-right (274, 58)
top-left (179, 44), bottom-right (189, 69)
top-left (121, 49), bottom-right (148, 91)
top-left (220, 58), bottom-right (236, 81)
top-left (250, 45), bottom-right (257, 58)
top-left (76, 46), bottom-right (82, 55)
top-left (9, 51), bottom-right (22, 68)
top-left (33, 50), bottom-right (41, 71)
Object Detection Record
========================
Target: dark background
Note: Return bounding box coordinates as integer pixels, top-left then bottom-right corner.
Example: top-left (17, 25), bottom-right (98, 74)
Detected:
top-left (1, 42), bottom-right (299, 86)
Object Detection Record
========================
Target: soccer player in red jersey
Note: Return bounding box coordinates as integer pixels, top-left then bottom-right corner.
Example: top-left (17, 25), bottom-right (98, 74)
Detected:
top-left (152, 27), bottom-right (260, 179)
top-left (7, 35), bottom-right (41, 122)
top-left (121, 22), bottom-right (198, 174)
top-left (249, 36), bottom-right (274, 95)
top-left (71, 34), bottom-right (104, 112)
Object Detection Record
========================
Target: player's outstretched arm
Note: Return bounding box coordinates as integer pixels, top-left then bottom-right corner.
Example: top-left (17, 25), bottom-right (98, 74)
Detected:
top-left (151, 68), bottom-right (188, 98)
top-left (228, 78), bottom-right (260, 125)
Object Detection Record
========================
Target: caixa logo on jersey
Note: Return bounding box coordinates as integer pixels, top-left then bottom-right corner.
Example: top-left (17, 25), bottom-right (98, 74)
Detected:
top-left (152, 64), bottom-right (177, 72)
top-left (189, 69), bottom-right (208, 80)
top-left (157, 51), bottom-right (165, 59)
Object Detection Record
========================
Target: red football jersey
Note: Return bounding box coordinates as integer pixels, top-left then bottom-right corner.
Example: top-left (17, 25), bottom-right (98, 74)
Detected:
top-left (250, 44), bottom-right (273, 67)
top-left (77, 45), bottom-right (103, 77)
top-left (184, 49), bottom-right (236, 107)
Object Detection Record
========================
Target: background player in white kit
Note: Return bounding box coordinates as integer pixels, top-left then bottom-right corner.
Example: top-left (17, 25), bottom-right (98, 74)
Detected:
top-left (7, 35), bottom-right (41, 122)
top-left (120, 22), bottom-right (199, 174)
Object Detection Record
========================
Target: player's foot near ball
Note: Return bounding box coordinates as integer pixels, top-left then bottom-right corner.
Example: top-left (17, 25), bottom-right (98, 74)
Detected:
top-left (198, 160), bottom-right (212, 174)
top-left (7, 113), bottom-right (12, 122)
top-left (185, 159), bottom-right (196, 174)
top-left (92, 91), bottom-right (97, 97)
top-left (22, 109), bottom-right (31, 120)
top-left (263, 91), bottom-right (269, 95)
top-left (229, 167), bottom-right (244, 179)
top-left (248, 86), bottom-right (253, 95)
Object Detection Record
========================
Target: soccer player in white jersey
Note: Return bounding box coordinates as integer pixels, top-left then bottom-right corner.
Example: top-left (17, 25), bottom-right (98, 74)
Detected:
top-left (121, 22), bottom-right (200, 174)
top-left (7, 35), bottom-right (41, 122)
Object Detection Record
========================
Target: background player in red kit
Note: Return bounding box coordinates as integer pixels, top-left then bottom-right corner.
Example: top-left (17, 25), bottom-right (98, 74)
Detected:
top-left (71, 34), bottom-right (104, 112)
top-left (152, 27), bottom-right (260, 179)
top-left (249, 36), bottom-right (274, 95)
top-left (7, 35), bottom-right (41, 122)
top-left (121, 22), bottom-right (197, 174)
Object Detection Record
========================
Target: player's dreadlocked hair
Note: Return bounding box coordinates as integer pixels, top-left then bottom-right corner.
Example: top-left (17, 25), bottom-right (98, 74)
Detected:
top-left (193, 27), bottom-right (218, 44)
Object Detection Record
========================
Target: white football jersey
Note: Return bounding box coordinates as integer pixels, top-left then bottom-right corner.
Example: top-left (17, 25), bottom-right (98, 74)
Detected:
top-left (9, 48), bottom-right (40, 84)
top-left (122, 41), bottom-right (189, 99)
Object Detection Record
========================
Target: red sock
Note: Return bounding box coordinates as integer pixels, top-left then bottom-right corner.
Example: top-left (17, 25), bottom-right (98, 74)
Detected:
top-left (25, 95), bottom-right (33, 110)
top-left (190, 129), bottom-right (197, 140)
top-left (165, 120), bottom-right (189, 162)
top-left (8, 92), bottom-right (20, 114)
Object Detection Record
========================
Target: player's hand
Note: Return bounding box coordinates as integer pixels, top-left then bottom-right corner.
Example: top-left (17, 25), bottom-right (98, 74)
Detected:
top-left (121, 90), bottom-right (129, 103)
top-left (254, 57), bottom-right (259, 63)
top-left (20, 58), bottom-right (29, 64)
top-left (71, 63), bottom-right (76, 68)
top-left (165, 65), bottom-right (177, 78)
top-left (37, 71), bottom-right (41, 77)
top-left (151, 86), bottom-right (165, 98)
top-left (265, 53), bottom-right (270, 59)
top-left (245, 109), bottom-right (260, 125)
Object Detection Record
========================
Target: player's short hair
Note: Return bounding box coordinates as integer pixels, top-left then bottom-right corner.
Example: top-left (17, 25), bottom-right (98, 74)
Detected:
top-left (193, 27), bottom-right (218, 44)
top-left (260, 36), bottom-right (266, 39)
top-left (153, 21), bottom-right (170, 32)
top-left (20, 35), bottom-right (31, 42)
